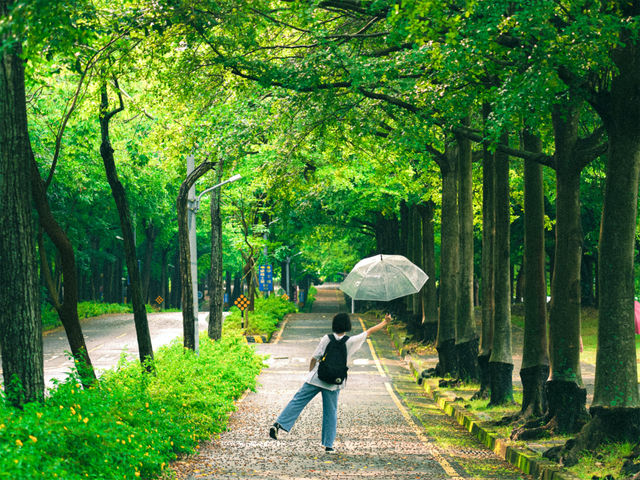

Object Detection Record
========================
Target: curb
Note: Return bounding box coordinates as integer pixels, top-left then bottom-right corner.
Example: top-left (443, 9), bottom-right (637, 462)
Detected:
top-left (387, 327), bottom-right (579, 480)
top-left (243, 333), bottom-right (272, 344)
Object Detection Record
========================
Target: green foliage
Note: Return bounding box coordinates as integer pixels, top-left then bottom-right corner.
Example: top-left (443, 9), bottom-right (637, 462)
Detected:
top-left (0, 335), bottom-right (263, 479)
top-left (223, 295), bottom-right (296, 336)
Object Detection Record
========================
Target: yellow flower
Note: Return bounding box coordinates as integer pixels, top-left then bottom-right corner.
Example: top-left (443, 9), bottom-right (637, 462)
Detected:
top-left (15, 439), bottom-right (23, 447)
top-left (83, 417), bottom-right (89, 424)
top-left (135, 473), bottom-right (140, 477)
top-left (70, 407), bottom-right (76, 415)
top-left (29, 435), bottom-right (37, 443)
top-left (0, 424), bottom-right (5, 429)
top-left (145, 403), bottom-right (149, 408)
top-left (36, 412), bottom-right (42, 419)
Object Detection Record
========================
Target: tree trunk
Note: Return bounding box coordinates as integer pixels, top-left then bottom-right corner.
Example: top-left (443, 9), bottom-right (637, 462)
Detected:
top-left (477, 106), bottom-right (495, 399)
top-left (177, 160), bottom-right (216, 350)
top-left (546, 104), bottom-right (588, 429)
top-left (169, 250), bottom-right (180, 308)
top-left (232, 271), bottom-right (242, 304)
top-left (0, 14), bottom-right (44, 405)
top-left (99, 83), bottom-right (154, 365)
top-left (455, 121), bottom-right (479, 382)
top-left (436, 146), bottom-right (459, 377)
top-left (400, 200), bottom-right (409, 258)
top-left (31, 157), bottom-right (96, 386)
top-left (374, 212), bottom-right (400, 255)
top-left (160, 247), bottom-right (168, 308)
top-left (545, 16), bottom-right (640, 463)
top-left (418, 201), bottom-right (438, 342)
top-left (581, 254), bottom-right (595, 308)
top-left (142, 221), bottom-right (156, 303)
top-left (594, 124), bottom-right (640, 412)
top-left (520, 129), bottom-right (549, 418)
top-left (489, 135), bottom-right (513, 406)
top-left (225, 270), bottom-right (232, 309)
top-left (208, 172), bottom-right (224, 341)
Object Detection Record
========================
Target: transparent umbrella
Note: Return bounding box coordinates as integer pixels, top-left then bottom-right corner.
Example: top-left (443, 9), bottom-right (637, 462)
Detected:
top-left (339, 254), bottom-right (428, 301)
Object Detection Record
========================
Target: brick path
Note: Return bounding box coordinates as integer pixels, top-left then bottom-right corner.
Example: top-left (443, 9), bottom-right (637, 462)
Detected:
top-left (169, 286), bottom-right (531, 480)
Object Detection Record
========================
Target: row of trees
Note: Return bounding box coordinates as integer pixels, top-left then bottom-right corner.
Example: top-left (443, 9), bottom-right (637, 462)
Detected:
top-left (177, 0), bottom-right (639, 461)
top-left (1, 0), bottom-right (639, 463)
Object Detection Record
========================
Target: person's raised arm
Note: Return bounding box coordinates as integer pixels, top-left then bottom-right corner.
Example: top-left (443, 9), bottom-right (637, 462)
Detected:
top-left (366, 313), bottom-right (391, 337)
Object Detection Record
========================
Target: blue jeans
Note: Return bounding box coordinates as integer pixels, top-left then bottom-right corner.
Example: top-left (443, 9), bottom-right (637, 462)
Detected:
top-left (276, 382), bottom-right (340, 448)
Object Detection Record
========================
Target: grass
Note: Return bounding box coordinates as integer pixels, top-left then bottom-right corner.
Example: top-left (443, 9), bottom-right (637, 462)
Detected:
top-left (568, 442), bottom-right (636, 480)
top-left (0, 334), bottom-right (264, 479)
top-left (512, 305), bottom-right (640, 381)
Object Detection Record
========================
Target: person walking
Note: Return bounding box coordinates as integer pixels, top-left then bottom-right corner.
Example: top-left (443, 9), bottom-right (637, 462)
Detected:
top-left (268, 312), bottom-right (390, 452)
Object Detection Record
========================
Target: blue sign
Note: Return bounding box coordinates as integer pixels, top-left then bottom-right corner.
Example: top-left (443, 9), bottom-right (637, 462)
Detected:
top-left (258, 264), bottom-right (273, 292)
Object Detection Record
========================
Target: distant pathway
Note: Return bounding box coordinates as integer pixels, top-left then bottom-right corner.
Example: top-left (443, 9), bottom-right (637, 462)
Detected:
top-left (170, 287), bottom-right (530, 480)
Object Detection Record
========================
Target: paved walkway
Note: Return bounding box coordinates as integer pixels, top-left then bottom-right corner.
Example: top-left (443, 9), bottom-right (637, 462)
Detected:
top-left (1, 311), bottom-right (211, 388)
top-left (170, 287), bottom-right (531, 480)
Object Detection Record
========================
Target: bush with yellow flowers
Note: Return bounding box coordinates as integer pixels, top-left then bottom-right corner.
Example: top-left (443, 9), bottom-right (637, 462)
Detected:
top-left (0, 334), bottom-right (264, 479)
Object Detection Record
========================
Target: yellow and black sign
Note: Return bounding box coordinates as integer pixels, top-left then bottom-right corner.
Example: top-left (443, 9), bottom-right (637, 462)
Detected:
top-left (281, 293), bottom-right (289, 301)
top-left (234, 294), bottom-right (249, 311)
top-left (155, 296), bottom-right (164, 305)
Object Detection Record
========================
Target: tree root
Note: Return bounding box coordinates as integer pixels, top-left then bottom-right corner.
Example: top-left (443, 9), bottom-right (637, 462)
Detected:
top-left (471, 386), bottom-right (490, 400)
top-left (543, 408), bottom-right (640, 468)
top-left (439, 378), bottom-right (462, 388)
top-left (511, 416), bottom-right (557, 440)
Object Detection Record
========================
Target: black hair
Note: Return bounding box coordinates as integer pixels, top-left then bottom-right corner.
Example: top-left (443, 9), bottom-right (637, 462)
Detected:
top-left (332, 313), bottom-right (352, 334)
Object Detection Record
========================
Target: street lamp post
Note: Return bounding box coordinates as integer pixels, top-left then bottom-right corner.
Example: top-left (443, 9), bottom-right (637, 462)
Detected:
top-left (186, 155), bottom-right (241, 353)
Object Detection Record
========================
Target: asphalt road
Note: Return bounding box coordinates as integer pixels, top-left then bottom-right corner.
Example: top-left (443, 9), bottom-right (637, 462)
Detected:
top-left (1, 311), bottom-right (212, 389)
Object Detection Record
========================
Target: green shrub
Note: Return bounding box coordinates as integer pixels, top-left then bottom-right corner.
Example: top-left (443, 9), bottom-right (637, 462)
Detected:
top-left (0, 335), bottom-right (264, 479)
top-left (223, 295), bottom-right (297, 336)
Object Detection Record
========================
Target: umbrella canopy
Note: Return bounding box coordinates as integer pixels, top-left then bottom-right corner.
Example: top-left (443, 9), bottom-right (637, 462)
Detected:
top-left (339, 254), bottom-right (428, 301)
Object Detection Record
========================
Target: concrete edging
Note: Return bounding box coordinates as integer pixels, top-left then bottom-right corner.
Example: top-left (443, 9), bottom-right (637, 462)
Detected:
top-left (387, 327), bottom-right (579, 480)
top-left (244, 333), bottom-right (272, 344)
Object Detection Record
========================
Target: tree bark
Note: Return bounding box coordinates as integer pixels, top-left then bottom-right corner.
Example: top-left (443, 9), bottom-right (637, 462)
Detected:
top-left (546, 104), bottom-right (588, 430)
top-left (0, 10), bottom-right (44, 405)
top-left (477, 104), bottom-right (495, 399)
top-left (520, 129), bottom-right (549, 417)
top-left (142, 220), bottom-right (156, 303)
top-left (455, 120), bottom-right (479, 382)
top-left (545, 10), bottom-right (640, 461)
top-left (436, 145), bottom-right (459, 377)
top-left (489, 134), bottom-right (513, 406)
top-left (177, 160), bottom-right (216, 350)
top-left (31, 157), bottom-right (96, 386)
top-left (594, 141), bottom-right (640, 408)
top-left (208, 165), bottom-right (225, 341)
top-left (592, 28), bottom-right (640, 413)
top-left (418, 201), bottom-right (438, 342)
top-left (99, 82), bottom-right (154, 366)
top-left (374, 211), bottom-right (400, 255)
